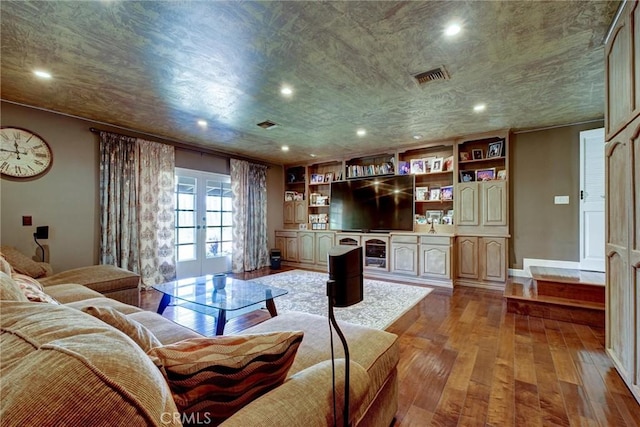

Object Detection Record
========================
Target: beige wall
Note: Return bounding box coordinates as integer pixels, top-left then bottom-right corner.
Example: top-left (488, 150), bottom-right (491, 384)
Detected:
top-left (1, 101), bottom-right (284, 272)
top-left (509, 120), bottom-right (604, 269)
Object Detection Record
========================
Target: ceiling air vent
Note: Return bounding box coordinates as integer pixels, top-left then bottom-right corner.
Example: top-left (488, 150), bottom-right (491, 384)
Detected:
top-left (257, 120), bottom-right (278, 130)
top-left (413, 66), bottom-right (450, 85)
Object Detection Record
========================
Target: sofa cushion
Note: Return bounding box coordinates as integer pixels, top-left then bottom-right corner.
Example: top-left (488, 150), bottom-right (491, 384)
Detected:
top-left (44, 284), bottom-right (106, 304)
top-left (128, 311), bottom-right (203, 344)
top-left (82, 306), bottom-right (162, 353)
top-left (240, 311), bottom-right (398, 423)
top-left (0, 272), bottom-right (28, 302)
top-left (148, 331), bottom-right (304, 425)
top-left (39, 264), bottom-right (140, 294)
top-left (65, 296), bottom-right (142, 314)
top-left (0, 255), bottom-right (13, 276)
top-left (0, 246), bottom-right (48, 278)
top-left (0, 301), bottom-right (181, 426)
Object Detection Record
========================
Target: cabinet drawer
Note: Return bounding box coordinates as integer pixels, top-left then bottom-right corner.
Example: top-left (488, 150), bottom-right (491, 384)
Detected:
top-left (392, 234), bottom-right (418, 244)
top-left (419, 235), bottom-right (451, 245)
top-left (275, 231), bottom-right (297, 238)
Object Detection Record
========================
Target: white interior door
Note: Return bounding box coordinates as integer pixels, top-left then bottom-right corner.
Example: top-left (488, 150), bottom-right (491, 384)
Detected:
top-left (579, 128), bottom-right (605, 272)
top-left (175, 168), bottom-right (232, 279)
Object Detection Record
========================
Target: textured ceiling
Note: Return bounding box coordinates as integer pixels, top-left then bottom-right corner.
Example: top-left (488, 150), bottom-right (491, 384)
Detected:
top-left (0, 1), bottom-right (619, 165)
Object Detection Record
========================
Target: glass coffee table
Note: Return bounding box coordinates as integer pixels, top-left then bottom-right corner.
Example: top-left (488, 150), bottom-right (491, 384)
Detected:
top-left (152, 275), bottom-right (288, 335)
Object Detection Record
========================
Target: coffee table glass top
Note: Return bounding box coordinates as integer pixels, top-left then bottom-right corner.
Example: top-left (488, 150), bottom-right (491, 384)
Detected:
top-left (152, 275), bottom-right (288, 312)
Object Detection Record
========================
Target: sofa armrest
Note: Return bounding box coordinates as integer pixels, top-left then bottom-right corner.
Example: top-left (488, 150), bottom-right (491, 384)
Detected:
top-left (220, 359), bottom-right (370, 427)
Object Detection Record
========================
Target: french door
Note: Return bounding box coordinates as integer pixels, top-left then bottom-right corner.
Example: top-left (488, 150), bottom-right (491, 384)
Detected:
top-left (579, 128), bottom-right (605, 272)
top-left (175, 168), bottom-right (232, 279)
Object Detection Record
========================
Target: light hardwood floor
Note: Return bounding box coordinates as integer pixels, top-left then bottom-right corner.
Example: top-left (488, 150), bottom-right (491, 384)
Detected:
top-left (141, 268), bottom-right (640, 426)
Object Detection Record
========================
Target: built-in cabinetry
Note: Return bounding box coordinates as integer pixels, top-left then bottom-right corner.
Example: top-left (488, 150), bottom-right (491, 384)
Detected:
top-left (604, 0), bottom-right (639, 404)
top-left (453, 132), bottom-right (509, 289)
top-left (281, 132), bottom-right (509, 290)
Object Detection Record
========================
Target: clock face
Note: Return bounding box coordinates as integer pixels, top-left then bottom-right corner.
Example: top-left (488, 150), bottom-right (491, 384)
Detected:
top-left (0, 127), bottom-right (53, 178)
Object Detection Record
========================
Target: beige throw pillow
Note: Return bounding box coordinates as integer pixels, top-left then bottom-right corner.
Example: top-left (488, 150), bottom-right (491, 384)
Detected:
top-left (81, 306), bottom-right (162, 353)
top-left (12, 274), bottom-right (59, 304)
top-left (148, 331), bottom-right (304, 425)
top-left (0, 246), bottom-right (47, 278)
top-left (0, 272), bottom-right (29, 302)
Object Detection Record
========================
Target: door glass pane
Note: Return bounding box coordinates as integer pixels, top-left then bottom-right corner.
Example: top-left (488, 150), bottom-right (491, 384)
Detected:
top-left (177, 244), bottom-right (195, 261)
top-left (206, 212), bottom-right (221, 226)
top-left (177, 211), bottom-right (195, 227)
top-left (177, 228), bottom-right (194, 244)
top-left (222, 212), bottom-right (232, 226)
top-left (221, 226), bottom-right (232, 241)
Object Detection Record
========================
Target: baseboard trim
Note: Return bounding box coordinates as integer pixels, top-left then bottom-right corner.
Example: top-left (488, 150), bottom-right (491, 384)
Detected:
top-left (511, 258), bottom-right (582, 278)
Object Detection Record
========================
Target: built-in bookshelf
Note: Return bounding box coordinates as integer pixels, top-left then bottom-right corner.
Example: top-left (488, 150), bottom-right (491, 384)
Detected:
top-left (457, 137), bottom-right (507, 183)
top-left (307, 161), bottom-right (342, 230)
top-left (345, 153), bottom-right (395, 179)
top-left (399, 143), bottom-right (455, 230)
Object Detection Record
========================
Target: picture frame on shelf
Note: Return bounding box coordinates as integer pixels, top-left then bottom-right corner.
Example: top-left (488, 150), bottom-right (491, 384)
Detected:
top-left (293, 192), bottom-right (304, 201)
top-left (316, 195), bottom-right (329, 206)
top-left (429, 187), bottom-right (441, 201)
top-left (410, 158), bottom-right (425, 174)
top-left (441, 185), bottom-right (453, 201)
top-left (324, 172), bottom-right (334, 182)
top-left (398, 161), bottom-right (411, 175)
top-left (299, 223), bottom-right (308, 230)
top-left (423, 156), bottom-right (436, 172)
top-left (459, 170), bottom-right (475, 182)
top-left (431, 157), bottom-right (444, 172)
top-left (426, 210), bottom-right (443, 224)
top-left (284, 191), bottom-right (296, 202)
top-left (497, 169), bottom-right (507, 180)
top-left (487, 140), bottom-right (504, 158)
top-left (476, 168), bottom-right (496, 181)
top-left (459, 152), bottom-right (470, 161)
top-left (472, 149), bottom-right (483, 160)
top-left (444, 156), bottom-right (454, 171)
top-left (311, 173), bottom-right (324, 183)
top-left (415, 187), bottom-right (429, 201)
top-left (415, 214), bottom-right (427, 225)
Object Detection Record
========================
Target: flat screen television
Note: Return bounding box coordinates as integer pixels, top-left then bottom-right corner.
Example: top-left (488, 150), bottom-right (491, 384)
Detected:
top-left (329, 174), bottom-right (415, 232)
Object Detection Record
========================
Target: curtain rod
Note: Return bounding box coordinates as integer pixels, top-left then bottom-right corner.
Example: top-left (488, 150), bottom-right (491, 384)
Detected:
top-left (89, 127), bottom-right (274, 167)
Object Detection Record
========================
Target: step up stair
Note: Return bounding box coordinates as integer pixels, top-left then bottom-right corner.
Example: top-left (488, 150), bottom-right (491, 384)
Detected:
top-left (504, 266), bottom-right (605, 328)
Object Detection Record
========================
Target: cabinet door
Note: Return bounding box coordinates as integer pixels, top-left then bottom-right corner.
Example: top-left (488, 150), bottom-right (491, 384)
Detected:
top-left (479, 237), bottom-right (506, 282)
top-left (274, 236), bottom-right (286, 260)
top-left (363, 236), bottom-right (389, 270)
top-left (298, 232), bottom-right (315, 264)
top-left (482, 181), bottom-right (507, 226)
top-left (457, 236), bottom-right (479, 279)
top-left (294, 201), bottom-right (307, 223)
top-left (285, 237), bottom-right (298, 262)
top-left (420, 244), bottom-right (450, 279)
top-left (390, 243), bottom-right (418, 275)
top-left (315, 232), bottom-right (335, 267)
top-left (456, 183), bottom-right (479, 226)
top-left (283, 202), bottom-right (295, 224)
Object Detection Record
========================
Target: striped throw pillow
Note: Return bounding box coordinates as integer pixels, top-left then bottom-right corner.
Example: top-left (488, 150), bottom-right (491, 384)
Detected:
top-left (148, 331), bottom-right (304, 425)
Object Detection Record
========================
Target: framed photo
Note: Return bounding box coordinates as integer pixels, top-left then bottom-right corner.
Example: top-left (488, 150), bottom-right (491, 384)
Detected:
top-left (472, 149), bottom-right (483, 160)
top-left (324, 172), bottom-right (334, 182)
top-left (487, 140), bottom-right (504, 158)
top-left (431, 157), bottom-right (444, 172)
top-left (311, 173), bottom-right (324, 183)
top-left (284, 191), bottom-right (296, 202)
top-left (423, 156), bottom-right (436, 172)
top-left (459, 170), bottom-right (475, 182)
top-left (299, 223), bottom-right (308, 230)
top-left (497, 169), bottom-right (507, 180)
top-left (426, 210), bottom-right (443, 224)
top-left (429, 187), bottom-right (441, 201)
top-left (476, 168), bottom-right (496, 181)
top-left (293, 192), bottom-right (304, 201)
top-left (444, 156), bottom-right (454, 171)
top-left (410, 158), bottom-right (425, 174)
top-left (459, 152), bottom-right (470, 161)
top-left (398, 161), bottom-right (410, 175)
top-left (441, 185), bottom-right (453, 201)
top-left (415, 186), bottom-right (429, 201)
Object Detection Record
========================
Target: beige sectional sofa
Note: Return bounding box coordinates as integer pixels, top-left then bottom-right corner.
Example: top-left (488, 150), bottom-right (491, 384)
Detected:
top-left (1, 266), bottom-right (399, 426)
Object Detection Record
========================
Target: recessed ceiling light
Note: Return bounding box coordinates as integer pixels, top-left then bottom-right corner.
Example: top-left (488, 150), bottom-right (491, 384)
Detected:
top-left (473, 104), bottom-right (486, 112)
top-left (281, 145), bottom-right (289, 152)
top-left (33, 70), bottom-right (52, 79)
top-left (357, 129), bottom-right (366, 137)
top-left (281, 86), bottom-right (293, 96)
top-left (445, 24), bottom-right (461, 36)
top-left (197, 119), bottom-right (207, 127)
top-left (310, 153), bottom-right (317, 158)
top-left (413, 135), bottom-right (422, 140)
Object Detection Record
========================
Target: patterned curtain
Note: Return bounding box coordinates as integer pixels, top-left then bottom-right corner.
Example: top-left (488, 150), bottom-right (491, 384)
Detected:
top-left (99, 132), bottom-right (139, 272)
top-left (230, 159), bottom-right (269, 272)
top-left (99, 131), bottom-right (177, 288)
top-left (136, 139), bottom-right (176, 287)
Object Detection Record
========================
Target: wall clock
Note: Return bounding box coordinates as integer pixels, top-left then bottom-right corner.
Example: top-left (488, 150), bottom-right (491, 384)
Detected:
top-left (0, 127), bottom-right (53, 178)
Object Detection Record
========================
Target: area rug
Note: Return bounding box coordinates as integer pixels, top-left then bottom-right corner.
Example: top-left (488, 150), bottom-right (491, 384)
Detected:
top-left (251, 270), bottom-right (432, 330)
